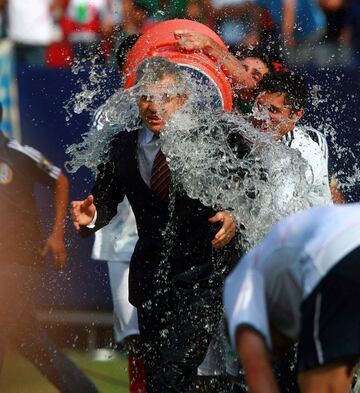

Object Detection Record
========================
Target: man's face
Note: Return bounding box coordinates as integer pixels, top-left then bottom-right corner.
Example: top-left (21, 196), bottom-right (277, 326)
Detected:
top-left (236, 57), bottom-right (269, 102)
top-left (137, 75), bottom-right (186, 134)
top-left (252, 91), bottom-right (303, 138)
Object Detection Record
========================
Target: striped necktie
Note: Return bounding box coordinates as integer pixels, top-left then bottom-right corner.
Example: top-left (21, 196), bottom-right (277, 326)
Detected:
top-left (151, 149), bottom-right (170, 201)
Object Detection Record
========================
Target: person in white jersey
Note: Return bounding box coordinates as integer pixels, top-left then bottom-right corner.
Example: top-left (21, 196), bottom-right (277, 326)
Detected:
top-left (225, 203), bottom-right (360, 393)
top-left (239, 69), bottom-right (333, 392)
top-left (198, 70), bottom-right (333, 393)
top-left (252, 70), bottom-right (332, 206)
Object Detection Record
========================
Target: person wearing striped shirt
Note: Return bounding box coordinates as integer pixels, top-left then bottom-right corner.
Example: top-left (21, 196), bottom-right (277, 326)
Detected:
top-left (0, 129), bottom-right (99, 392)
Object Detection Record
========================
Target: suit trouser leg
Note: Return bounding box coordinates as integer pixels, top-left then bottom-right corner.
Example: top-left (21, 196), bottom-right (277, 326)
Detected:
top-left (138, 287), bottom-right (223, 393)
top-left (137, 294), bottom-right (170, 392)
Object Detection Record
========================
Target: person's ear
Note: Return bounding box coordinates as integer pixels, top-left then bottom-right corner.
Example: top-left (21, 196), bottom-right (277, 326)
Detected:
top-left (290, 107), bottom-right (304, 123)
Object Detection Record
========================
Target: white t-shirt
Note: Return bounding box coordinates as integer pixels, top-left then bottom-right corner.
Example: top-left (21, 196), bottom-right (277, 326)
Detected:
top-left (8, 0), bottom-right (54, 45)
top-left (224, 204), bottom-right (360, 351)
top-left (281, 126), bottom-right (332, 206)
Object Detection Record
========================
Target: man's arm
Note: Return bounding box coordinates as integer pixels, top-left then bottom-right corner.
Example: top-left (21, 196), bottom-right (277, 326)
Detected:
top-left (71, 194), bottom-right (97, 231)
top-left (330, 176), bottom-right (346, 204)
top-left (174, 30), bottom-right (246, 87)
top-left (41, 172), bottom-right (68, 269)
top-left (71, 160), bottom-right (125, 235)
top-left (236, 326), bottom-right (279, 393)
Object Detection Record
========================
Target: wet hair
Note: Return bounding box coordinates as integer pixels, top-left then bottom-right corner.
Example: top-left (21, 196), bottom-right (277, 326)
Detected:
top-left (235, 48), bottom-right (274, 73)
top-left (115, 34), bottom-right (141, 72)
top-left (135, 57), bottom-right (184, 86)
top-left (255, 71), bottom-right (309, 113)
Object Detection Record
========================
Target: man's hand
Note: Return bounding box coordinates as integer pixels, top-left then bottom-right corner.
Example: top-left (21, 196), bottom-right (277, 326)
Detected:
top-left (174, 30), bottom-right (214, 52)
top-left (71, 194), bottom-right (96, 230)
top-left (41, 232), bottom-right (67, 269)
top-left (209, 211), bottom-right (236, 249)
top-left (237, 327), bottom-right (279, 393)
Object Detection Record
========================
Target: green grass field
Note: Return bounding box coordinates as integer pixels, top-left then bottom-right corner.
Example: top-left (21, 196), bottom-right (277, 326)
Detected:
top-left (3, 350), bottom-right (360, 393)
top-left (0, 350), bottom-right (130, 393)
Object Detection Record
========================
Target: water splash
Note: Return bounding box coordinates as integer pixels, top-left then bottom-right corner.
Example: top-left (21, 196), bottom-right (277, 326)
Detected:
top-left (66, 69), bottom-right (332, 248)
top-left (64, 56), bottom-right (115, 121)
top-left (65, 88), bottom-right (140, 172)
top-left (161, 108), bottom-right (330, 248)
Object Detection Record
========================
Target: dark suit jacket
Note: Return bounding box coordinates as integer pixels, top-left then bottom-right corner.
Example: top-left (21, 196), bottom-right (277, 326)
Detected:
top-left (82, 127), bottom-right (243, 307)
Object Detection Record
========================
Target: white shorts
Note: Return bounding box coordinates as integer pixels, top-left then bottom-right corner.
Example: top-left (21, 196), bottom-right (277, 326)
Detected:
top-left (107, 261), bottom-right (140, 342)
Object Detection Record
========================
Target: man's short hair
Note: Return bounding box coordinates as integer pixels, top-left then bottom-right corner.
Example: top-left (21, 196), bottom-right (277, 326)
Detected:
top-left (135, 57), bottom-right (184, 86)
top-left (255, 71), bottom-right (309, 113)
top-left (235, 48), bottom-right (274, 73)
top-left (115, 34), bottom-right (141, 72)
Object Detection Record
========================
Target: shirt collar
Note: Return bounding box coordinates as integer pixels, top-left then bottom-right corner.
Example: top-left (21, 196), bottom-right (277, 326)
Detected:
top-left (139, 125), bottom-right (160, 145)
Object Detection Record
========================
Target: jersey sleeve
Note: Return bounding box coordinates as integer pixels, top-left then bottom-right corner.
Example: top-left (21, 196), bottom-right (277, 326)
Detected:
top-left (26, 146), bottom-right (61, 187)
top-left (8, 140), bottom-right (61, 187)
top-left (224, 258), bottom-right (271, 352)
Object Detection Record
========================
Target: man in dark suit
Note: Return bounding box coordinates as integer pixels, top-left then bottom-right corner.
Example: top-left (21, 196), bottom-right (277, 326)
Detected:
top-left (71, 57), bottom-right (244, 392)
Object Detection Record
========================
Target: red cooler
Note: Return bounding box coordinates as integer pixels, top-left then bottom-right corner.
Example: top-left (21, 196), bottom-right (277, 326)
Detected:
top-left (123, 19), bottom-right (233, 111)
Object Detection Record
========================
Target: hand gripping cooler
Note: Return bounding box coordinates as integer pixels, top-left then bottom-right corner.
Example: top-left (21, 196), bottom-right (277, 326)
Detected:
top-left (123, 19), bottom-right (233, 111)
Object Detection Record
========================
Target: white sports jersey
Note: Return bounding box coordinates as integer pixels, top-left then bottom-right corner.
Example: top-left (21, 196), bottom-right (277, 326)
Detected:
top-left (224, 204), bottom-right (360, 351)
top-left (281, 126), bottom-right (331, 206)
top-left (8, 139), bottom-right (61, 180)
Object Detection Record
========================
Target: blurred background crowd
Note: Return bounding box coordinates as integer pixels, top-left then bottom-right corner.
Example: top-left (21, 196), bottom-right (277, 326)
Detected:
top-left (0, 0), bottom-right (360, 68)
top-left (0, 1), bottom-right (360, 392)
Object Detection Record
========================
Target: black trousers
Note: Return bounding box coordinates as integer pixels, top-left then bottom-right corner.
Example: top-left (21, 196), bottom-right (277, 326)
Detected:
top-left (0, 263), bottom-right (99, 393)
top-left (138, 285), bottom-right (223, 393)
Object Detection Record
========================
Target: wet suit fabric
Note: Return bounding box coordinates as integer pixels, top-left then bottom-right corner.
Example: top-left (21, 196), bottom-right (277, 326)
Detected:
top-left (81, 126), bottom-right (249, 392)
